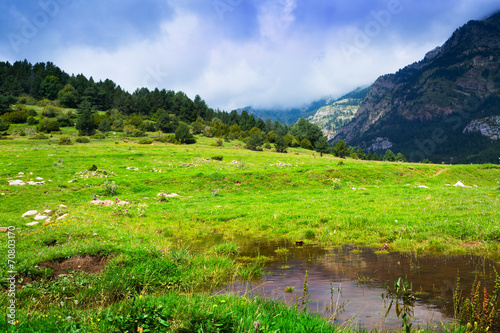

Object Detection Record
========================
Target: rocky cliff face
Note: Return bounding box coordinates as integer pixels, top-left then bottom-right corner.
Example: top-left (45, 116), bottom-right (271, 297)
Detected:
top-left (334, 11), bottom-right (500, 163)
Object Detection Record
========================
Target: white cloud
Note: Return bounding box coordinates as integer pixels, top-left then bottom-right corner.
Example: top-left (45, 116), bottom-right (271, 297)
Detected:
top-left (49, 1), bottom-right (500, 112)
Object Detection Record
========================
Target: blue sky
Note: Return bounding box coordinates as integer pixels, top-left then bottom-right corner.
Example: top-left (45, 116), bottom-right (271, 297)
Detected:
top-left (1, 0), bottom-right (500, 110)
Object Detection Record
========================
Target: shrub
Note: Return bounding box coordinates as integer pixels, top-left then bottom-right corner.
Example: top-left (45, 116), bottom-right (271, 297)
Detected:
top-left (76, 136), bottom-right (90, 143)
top-left (2, 110), bottom-right (28, 124)
top-left (37, 118), bottom-right (60, 133)
top-left (139, 137), bottom-right (153, 144)
top-left (0, 118), bottom-right (9, 131)
top-left (103, 180), bottom-right (118, 196)
top-left (300, 139), bottom-right (313, 150)
top-left (29, 133), bottom-right (48, 140)
top-left (210, 139), bottom-right (223, 147)
top-left (18, 95), bottom-right (37, 105)
top-left (264, 142), bottom-right (272, 149)
top-left (58, 136), bottom-right (73, 145)
top-left (57, 113), bottom-right (73, 127)
top-left (332, 178), bottom-right (342, 190)
top-left (42, 106), bottom-right (60, 118)
top-left (92, 131), bottom-right (106, 140)
top-left (27, 116), bottom-right (38, 125)
top-left (211, 155), bottom-right (223, 161)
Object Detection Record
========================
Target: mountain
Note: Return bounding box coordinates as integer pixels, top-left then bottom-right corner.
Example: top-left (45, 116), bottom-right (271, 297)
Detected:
top-left (334, 11), bottom-right (500, 164)
top-left (238, 98), bottom-right (334, 125)
top-left (308, 87), bottom-right (369, 140)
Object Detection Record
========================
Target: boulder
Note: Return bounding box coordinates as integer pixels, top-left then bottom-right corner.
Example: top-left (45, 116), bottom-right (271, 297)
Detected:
top-left (34, 215), bottom-right (48, 221)
top-left (22, 210), bottom-right (38, 217)
top-left (9, 180), bottom-right (25, 186)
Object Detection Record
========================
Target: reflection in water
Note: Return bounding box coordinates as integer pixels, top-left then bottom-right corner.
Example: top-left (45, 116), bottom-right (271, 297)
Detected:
top-left (212, 239), bottom-right (499, 331)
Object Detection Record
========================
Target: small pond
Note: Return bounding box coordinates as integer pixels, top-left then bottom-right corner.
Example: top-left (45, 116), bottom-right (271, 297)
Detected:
top-left (204, 238), bottom-right (500, 331)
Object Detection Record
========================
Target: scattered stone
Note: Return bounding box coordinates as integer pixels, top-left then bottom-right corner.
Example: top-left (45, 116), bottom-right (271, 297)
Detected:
top-left (18, 172), bottom-right (24, 176)
top-left (27, 181), bottom-right (45, 185)
top-left (22, 210), bottom-right (38, 217)
top-left (181, 163), bottom-right (196, 167)
top-left (60, 204), bottom-right (67, 209)
top-left (9, 180), bottom-right (26, 186)
top-left (0, 227), bottom-right (8, 233)
top-left (270, 161), bottom-right (292, 167)
top-left (126, 167), bottom-right (139, 171)
top-left (36, 177), bottom-right (43, 180)
top-left (454, 181), bottom-right (471, 188)
top-left (57, 214), bottom-right (68, 220)
top-left (44, 210), bottom-right (52, 214)
top-left (230, 160), bottom-right (240, 165)
top-left (68, 179), bottom-right (78, 183)
top-left (418, 185), bottom-right (430, 189)
top-left (158, 192), bottom-right (179, 198)
top-left (26, 222), bottom-right (39, 226)
top-left (90, 199), bottom-right (129, 206)
top-left (34, 215), bottom-right (48, 221)
top-left (1, 193), bottom-right (4, 195)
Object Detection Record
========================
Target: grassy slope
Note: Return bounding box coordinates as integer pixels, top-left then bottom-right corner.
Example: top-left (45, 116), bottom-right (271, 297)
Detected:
top-left (0, 132), bottom-right (498, 332)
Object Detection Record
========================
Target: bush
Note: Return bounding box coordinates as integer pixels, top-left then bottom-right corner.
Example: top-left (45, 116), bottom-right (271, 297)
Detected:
top-left (92, 131), bottom-right (107, 140)
top-left (29, 133), bottom-right (48, 140)
top-left (27, 116), bottom-right (38, 125)
top-left (36, 99), bottom-right (59, 107)
top-left (139, 137), bottom-right (153, 144)
top-left (57, 113), bottom-right (73, 127)
top-left (18, 95), bottom-right (37, 105)
top-left (42, 106), bottom-right (60, 118)
top-left (211, 155), bottom-right (223, 161)
top-left (300, 139), bottom-right (313, 150)
top-left (210, 139), bottom-right (223, 147)
top-left (264, 142), bottom-right (272, 149)
top-left (76, 136), bottom-right (90, 143)
top-left (37, 119), bottom-right (60, 133)
top-left (58, 136), bottom-right (73, 145)
top-left (2, 110), bottom-right (28, 124)
top-left (0, 118), bottom-right (9, 131)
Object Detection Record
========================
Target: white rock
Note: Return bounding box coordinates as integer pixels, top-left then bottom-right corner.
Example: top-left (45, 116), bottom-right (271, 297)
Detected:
top-left (34, 215), bottom-right (48, 221)
top-left (60, 204), bottom-right (67, 209)
top-left (418, 185), bottom-right (430, 189)
top-left (18, 172), bottom-right (24, 175)
top-left (36, 177), bottom-right (43, 180)
top-left (27, 181), bottom-right (45, 185)
top-left (454, 181), bottom-right (467, 188)
top-left (22, 210), bottom-right (38, 217)
top-left (9, 180), bottom-right (26, 186)
top-left (26, 222), bottom-right (39, 226)
top-left (57, 214), bottom-right (68, 220)
top-left (43, 210), bottom-right (52, 214)
top-left (1, 193), bottom-right (4, 195)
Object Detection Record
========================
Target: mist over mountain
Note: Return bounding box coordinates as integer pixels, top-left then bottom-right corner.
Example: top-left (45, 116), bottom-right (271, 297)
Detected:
top-left (333, 11), bottom-right (500, 164)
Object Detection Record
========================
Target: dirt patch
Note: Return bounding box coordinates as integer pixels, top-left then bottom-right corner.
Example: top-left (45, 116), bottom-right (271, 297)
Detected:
top-left (38, 255), bottom-right (109, 277)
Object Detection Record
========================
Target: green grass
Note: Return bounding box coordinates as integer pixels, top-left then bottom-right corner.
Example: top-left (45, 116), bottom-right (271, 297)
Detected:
top-left (1, 132), bottom-right (498, 331)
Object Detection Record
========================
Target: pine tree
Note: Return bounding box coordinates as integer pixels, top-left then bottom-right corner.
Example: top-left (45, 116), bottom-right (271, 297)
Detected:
top-left (314, 136), bottom-right (329, 157)
top-left (76, 101), bottom-right (96, 136)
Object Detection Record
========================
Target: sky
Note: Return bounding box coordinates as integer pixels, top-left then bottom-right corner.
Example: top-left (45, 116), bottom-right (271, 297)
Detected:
top-left (1, 0), bottom-right (500, 111)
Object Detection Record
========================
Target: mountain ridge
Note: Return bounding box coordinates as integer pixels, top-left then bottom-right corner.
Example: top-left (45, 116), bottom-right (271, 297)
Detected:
top-left (334, 11), bottom-right (500, 164)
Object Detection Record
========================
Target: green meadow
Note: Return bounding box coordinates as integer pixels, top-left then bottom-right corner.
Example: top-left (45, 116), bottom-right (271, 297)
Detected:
top-left (1, 132), bottom-right (499, 332)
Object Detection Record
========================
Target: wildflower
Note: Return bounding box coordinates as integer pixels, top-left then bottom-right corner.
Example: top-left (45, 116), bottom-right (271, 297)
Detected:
top-left (74, 300), bottom-right (78, 305)
top-left (67, 316), bottom-right (72, 321)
